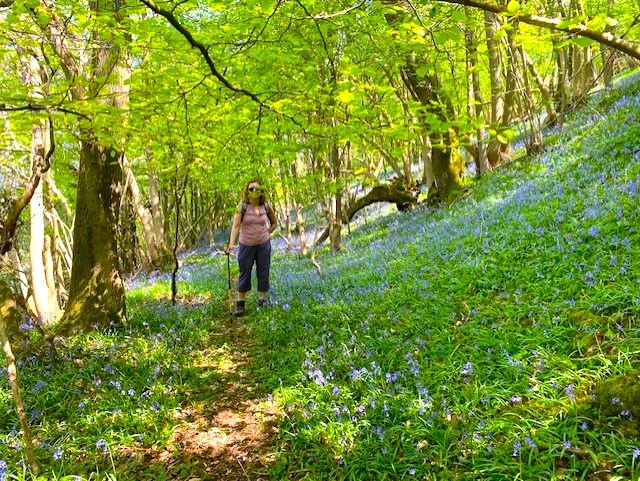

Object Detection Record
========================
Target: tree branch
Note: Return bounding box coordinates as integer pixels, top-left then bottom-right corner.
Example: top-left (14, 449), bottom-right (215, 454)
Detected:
top-left (139, 0), bottom-right (306, 131)
top-left (0, 103), bottom-right (90, 120)
top-left (436, 0), bottom-right (640, 60)
top-left (305, 0), bottom-right (367, 20)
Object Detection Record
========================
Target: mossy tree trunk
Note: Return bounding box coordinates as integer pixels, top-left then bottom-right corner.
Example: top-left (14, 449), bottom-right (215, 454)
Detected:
top-left (431, 131), bottom-right (465, 202)
top-left (0, 279), bottom-right (39, 474)
top-left (58, 141), bottom-right (126, 334)
top-left (383, 0), bottom-right (464, 202)
top-left (39, 0), bottom-right (130, 335)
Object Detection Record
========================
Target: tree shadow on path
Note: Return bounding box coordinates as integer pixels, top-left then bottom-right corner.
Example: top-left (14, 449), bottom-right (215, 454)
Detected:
top-left (120, 299), bottom-right (280, 481)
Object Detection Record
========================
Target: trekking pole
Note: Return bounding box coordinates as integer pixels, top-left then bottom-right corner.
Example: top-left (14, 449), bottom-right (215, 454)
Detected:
top-left (226, 251), bottom-right (233, 318)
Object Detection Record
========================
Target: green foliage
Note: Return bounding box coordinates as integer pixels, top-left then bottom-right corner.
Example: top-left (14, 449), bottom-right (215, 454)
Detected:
top-left (3, 71), bottom-right (640, 480)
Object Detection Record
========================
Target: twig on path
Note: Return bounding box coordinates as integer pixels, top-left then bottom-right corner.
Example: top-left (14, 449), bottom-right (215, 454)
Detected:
top-left (236, 457), bottom-right (251, 480)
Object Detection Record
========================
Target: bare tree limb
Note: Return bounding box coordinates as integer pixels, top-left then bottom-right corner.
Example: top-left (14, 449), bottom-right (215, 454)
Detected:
top-left (295, 0), bottom-right (335, 73)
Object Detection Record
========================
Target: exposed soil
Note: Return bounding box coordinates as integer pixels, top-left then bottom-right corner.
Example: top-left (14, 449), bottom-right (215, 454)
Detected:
top-left (119, 311), bottom-right (280, 481)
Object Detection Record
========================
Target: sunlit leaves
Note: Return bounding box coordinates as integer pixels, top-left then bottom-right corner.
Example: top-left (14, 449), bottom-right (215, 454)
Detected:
top-left (506, 0), bottom-right (520, 14)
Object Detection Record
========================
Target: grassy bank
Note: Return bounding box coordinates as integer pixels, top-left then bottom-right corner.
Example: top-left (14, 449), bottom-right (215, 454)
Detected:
top-left (1, 74), bottom-right (640, 480)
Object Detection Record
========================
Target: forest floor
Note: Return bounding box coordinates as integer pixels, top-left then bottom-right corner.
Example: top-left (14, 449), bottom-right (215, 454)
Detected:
top-left (158, 313), bottom-right (279, 481)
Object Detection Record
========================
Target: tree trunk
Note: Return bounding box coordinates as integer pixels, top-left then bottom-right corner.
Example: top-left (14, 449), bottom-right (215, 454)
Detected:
top-left (522, 49), bottom-right (557, 125)
top-left (421, 135), bottom-right (435, 187)
top-left (58, 141), bottom-right (126, 334)
top-left (432, 131), bottom-right (465, 202)
top-left (466, 9), bottom-right (489, 176)
top-left (42, 0), bottom-right (130, 334)
top-left (7, 249), bottom-right (38, 318)
top-left (43, 234), bottom-right (61, 317)
top-left (123, 157), bottom-right (169, 269)
top-left (515, 42), bottom-right (545, 155)
top-left (345, 183), bottom-right (419, 222)
top-left (329, 143), bottom-right (342, 254)
top-left (383, 0), bottom-right (464, 201)
top-left (484, 11), bottom-right (504, 125)
top-left (147, 151), bottom-right (167, 246)
top-left (29, 142), bottom-right (55, 324)
top-left (295, 200), bottom-right (308, 256)
top-left (0, 279), bottom-right (39, 474)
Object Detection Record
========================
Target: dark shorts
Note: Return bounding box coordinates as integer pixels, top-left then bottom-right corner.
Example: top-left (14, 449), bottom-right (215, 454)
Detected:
top-left (237, 240), bottom-right (271, 293)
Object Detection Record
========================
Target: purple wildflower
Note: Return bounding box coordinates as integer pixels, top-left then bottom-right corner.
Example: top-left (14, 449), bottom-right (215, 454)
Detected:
top-left (512, 440), bottom-right (522, 456)
top-left (461, 362), bottom-right (474, 376)
top-left (565, 384), bottom-right (575, 400)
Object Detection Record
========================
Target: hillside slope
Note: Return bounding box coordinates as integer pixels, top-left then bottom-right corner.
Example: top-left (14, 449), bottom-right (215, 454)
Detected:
top-left (253, 73), bottom-right (640, 480)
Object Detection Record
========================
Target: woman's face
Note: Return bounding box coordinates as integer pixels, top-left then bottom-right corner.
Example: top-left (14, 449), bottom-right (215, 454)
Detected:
top-left (247, 182), bottom-right (261, 201)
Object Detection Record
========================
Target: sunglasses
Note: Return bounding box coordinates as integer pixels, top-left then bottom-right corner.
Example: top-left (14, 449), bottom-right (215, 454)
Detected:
top-left (248, 186), bottom-right (261, 192)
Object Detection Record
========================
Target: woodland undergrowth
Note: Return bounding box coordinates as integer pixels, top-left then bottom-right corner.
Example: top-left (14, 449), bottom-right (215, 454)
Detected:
top-left (1, 72), bottom-right (640, 480)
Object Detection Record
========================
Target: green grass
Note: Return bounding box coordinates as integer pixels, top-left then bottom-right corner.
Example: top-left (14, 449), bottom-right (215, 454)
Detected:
top-left (2, 74), bottom-right (640, 480)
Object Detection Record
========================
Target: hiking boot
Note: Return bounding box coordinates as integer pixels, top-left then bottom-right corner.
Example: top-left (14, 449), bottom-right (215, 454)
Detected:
top-left (257, 298), bottom-right (268, 309)
top-left (232, 300), bottom-right (246, 317)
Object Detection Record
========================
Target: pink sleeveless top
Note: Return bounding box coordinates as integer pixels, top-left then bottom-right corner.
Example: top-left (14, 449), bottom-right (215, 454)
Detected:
top-left (239, 204), bottom-right (270, 246)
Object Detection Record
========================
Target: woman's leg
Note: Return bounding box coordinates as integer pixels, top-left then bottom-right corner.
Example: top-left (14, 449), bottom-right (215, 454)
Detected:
top-left (255, 240), bottom-right (272, 302)
top-left (235, 244), bottom-right (257, 315)
top-left (237, 244), bottom-right (257, 296)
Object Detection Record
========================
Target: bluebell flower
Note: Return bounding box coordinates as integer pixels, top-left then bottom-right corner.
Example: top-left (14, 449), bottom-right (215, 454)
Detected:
top-left (96, 438), bottom-right (108, 452)
top-left (633, 447), bottom-right (640, 461)
top-left (33, 380), bottom-right (47, 393)
top-left (53, 448), bottom-right (63, 460)
top-left (461, 362), bottom-right (474, 376)
top-left (512, 440), bottom-right (522, 456)
top-left (565, 384), bottom-right (575, 400)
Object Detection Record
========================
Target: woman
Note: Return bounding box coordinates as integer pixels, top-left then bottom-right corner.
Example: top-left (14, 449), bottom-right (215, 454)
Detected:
top-left (225, 179), bottom-right (277, 316)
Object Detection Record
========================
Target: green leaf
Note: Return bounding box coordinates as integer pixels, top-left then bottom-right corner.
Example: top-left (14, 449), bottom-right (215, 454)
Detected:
top-left (36, 11), bottom-right (51, 26)
top-left (604, 17), bottom-right (619, 27)
top-left (493, 28), bottom-right (508, 41)
top-left (587, 15), bottom-right (607, 31)
top-left (573, 36), bottom-right (595, 48)
top-left (506, 0), bottom-right (520, 13)
top-left (260, 0), bottom-right (276, 10)
top-left (557, 15), bottom-right (585, 29)
top-left (337, 90), bottom-right (355, 104)
top-left (451, 10), bottom-right (467, 23)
